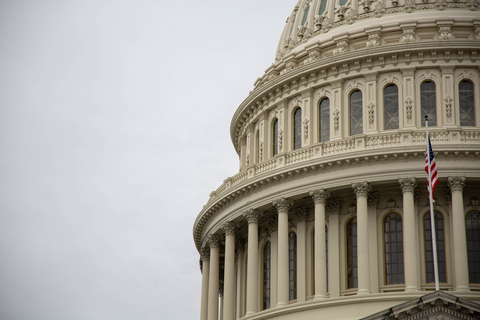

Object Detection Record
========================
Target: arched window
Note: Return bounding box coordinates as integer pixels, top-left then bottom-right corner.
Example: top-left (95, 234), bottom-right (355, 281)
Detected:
top-left (346, 217), bottom-right (358, 288)
top-left (294, 108), bottom-right (302, 150)
top-left (273, 119), bottom-right (278, 156)
top-left (339, 0), bottom-right (348, 6)
top-left (466, 210), bottom-right (480, 284)
top-left (384, 85), bottom-right (399, 130)
top-left (384, 213), bottom-right (404, 285)
top-left (350, 90), bottom-right (363, 136)
top-left (289, 232), bottom-right (297, 300)
top-left (319, 98), bottom-right (330, 142)
top-left (424, 212), bottom-right (446, 283)
top-left (263, 241), bottom-right (271, 309)
top-left (421, 81), bottom-right (436, 126)
top-left (301, 6), bottom-right (310, 26)
top-left (318, 0), bottom-right (327, 15)
top-left (459, 80), bottom-right (475, 126)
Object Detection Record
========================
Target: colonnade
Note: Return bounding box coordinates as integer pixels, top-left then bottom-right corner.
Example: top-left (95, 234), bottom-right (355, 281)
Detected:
top-left (199, 176), bottom-right (470, 320)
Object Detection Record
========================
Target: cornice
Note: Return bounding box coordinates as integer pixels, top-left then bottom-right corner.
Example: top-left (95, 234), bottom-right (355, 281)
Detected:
top-left (193, 139), bottom-right (480, 250)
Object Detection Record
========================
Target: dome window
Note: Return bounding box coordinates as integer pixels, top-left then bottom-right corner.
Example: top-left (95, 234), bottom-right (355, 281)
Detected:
top-left (421, 81), bottom-right (437, 127)
top-left (349, 90), bottom-right (363, 136)
top-left (339, 0), bottom-right (348, 6)
top-left (384, 85), bottom-right (399, 130)
top-left (301, 6), bottom-right (310, 26)
top-left (459, 80), bottom-right (475, 126)
top-left (319, 98), bottom-right (330, 142)
top-left (318, 0), bottom-right (327, 15)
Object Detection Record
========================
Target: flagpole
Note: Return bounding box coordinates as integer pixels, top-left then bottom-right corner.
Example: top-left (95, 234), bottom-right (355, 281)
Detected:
top-left (425, 115), bottom-right (440, 291)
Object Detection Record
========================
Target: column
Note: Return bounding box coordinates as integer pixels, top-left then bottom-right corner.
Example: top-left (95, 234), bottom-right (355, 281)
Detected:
top-left (243, 209), bottom-right (262, 315)
top-left (294, 207), bottom-right (308, 302)
top-left (367, 192), bottom-right (379, 293)
top-left (207, 234), bottom-right (221, 320)
top-left (352, 182), bottom-right (371, 295)
top-left (448, 176), bottom-right (470, 292)
top-left (273, 197), bottom-right (294, 307)
top-left (310, 189), bottom-right (329, 300)
top-left (200, 247), bottom-right (210, 320)
top-left (399, 178), bottom-right (420, 292)
top-left (219, 288), bottom-right (224, 320)
top-left (235, 239), bottom-right (246, 319)
top-left (326, 198), bottom-right (342, 298)
top-left (222, 221), bottom-right (237, 320)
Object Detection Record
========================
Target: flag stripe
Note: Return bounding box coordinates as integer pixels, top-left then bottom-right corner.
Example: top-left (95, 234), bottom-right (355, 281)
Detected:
top-left (425, 136), bottom-right (439, 197)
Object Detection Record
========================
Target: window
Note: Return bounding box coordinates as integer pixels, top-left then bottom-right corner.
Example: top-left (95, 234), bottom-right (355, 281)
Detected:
top-left (294, 108), bottom-right (302, 150)
top-left (319, 98), bottom-right (330, 142)
top-left (318, 0), bottom-right (327, 15)
top-left (424, 212), bottom-right (446, 283)
top-left (346, 217), bottom-right (358, 288)
top-left (384, 213), bottom-right (404, 285)
top-left (466, 210), bottom-right (480, 284)
top-left (273, 119), bottom-right (278, 156)
top-left (289, 233), bottom-right (297, 300)
top-left (263, 242), bottom-right (271, 309)
top-left (459, 81), bottom-right (475, 126)
top-left (384, 85), bottom-right (399, 130)
top-left (339, 0), bottom-right (348, 6)
top-left (301, 6), bottom-right (309, 26)
top-left (421, 81), bottom-right (436, 126)
top-left (350, 90), bottom-right (363, 136)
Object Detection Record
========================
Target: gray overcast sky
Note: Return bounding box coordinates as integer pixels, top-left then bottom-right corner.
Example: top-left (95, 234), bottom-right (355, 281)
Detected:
top-left (0, 0), bottom-right (293, 319)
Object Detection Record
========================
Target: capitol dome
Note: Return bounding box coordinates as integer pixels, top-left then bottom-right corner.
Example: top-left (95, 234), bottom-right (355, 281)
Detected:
top-left (194, 0), bottom-right (480, 319)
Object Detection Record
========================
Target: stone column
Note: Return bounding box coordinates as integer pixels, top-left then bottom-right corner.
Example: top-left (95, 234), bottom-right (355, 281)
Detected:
top-left (326, 198), bottom-right (341, 298)
top-left (219, 287), bottom-right (224, 320)
top-left (235, 239), bottom-right (246, 319)
top-left (200, 248), bottom-right (210, 320)
top-left (273, 197), bottom-right (294, 307)
top-left (310, 189), bottom-right (329, 299)
top-left (448, 176), bottom-right (470, 292)
top-left (399, 178), bottom-right (420, 292)
top-left (244, 209), bottom-right (262, 315)
top-left (294, 207), bottom-right (309, 302)
top-left (222, 221), bottom-right (237, 320)
top-left (207, 234), bottom-right (221, 320)
top-left (352, 182), bottom-right (371, 295)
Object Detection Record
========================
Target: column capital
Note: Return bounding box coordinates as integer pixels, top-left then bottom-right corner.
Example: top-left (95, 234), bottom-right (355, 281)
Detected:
top-left (326, 198), bottom-right (342, 214)
top-left (399, 177), bottom-right (417, 193)
top-left (367, 191), bottom-right (379, 208)
top-left (208, 234), bottom-right (221, 248)
top-left (243, 209), bottom-right (262, 224)
top-left (294, 206), bottom-right (309, 222)
top-left (222, 221), bottom-right (238, 235)
top-left (200, 247), bottom-right (210, 261)
top-left (273, 197), bottom-right (294, 211)
top-left (310, 188), bottom-right (330, 204)
top-left (352, 182), bottom-right (371, 197)
top-left (268, 215), bottom-right (278, 232)
top-left (448, 176), bottom-right (466, 192)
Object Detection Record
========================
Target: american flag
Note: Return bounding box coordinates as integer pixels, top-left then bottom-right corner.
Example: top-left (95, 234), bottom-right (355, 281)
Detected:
top-left (425, 136), bottom-right (439, 197)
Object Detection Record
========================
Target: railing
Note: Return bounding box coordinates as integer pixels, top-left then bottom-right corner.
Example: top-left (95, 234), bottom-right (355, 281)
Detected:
top-left (207, 128), bottom-right (480, 204)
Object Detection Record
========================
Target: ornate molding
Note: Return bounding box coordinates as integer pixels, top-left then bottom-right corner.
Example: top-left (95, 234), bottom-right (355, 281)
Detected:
top-left (235, 238), bottom-right (246, 252)
top-left (444, 95), bottom-right (453, 118)
top-left (399, 177), bottom-right (417, 193)
top-left (268, 215), bottom-right (278, 232)
top-left (367, 102), bottom-right (375, 123)
top-left (352, 181), bottom-right (371, 197)
top-left (326, 198), bottom-right (342, 214)
top-left (368, 191), bottom-right (379, 208)
top-left (222, 221), bottom-right (238, 235)
top-left (438, 26), bottom-right (453, 41)
top-left (333, 40), bottom-right (349, 55)
top-left (208, 234), bottom-right (221, 248)
top-left (366, 33), bottom-right (380, 48)
top-left (244, 209), bottom-right (262, 224)
top-left (200, 246), bottom-right (210, 261)
top-left (400, 29), bottom-right (415, 43)
top-left (405, 97), bottom-right (413, 119)
top-left (310, 188), bottom-right (330, 204)
top-left (273, 197), bottom-right (294, 211)
top-left (448, 176), bottom-right (466, 192)
top-left (294, 206), bottom-right (309, 221)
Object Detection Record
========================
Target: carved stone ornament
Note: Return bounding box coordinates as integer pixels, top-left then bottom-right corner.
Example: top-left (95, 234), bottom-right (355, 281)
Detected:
top-left (304, 49), bottom-right (321, 65)
top-left (367, 102), bottom-right (375, 123)
top-left (391, 0), bottom-right (399, 6)
top-left (467, 0), bottom-right (478, 11)
top-left (471, 196), bottom-right (479, 208)
top-left (366, 33), bottom-right (380, 48)
top-left (314, 15), bottom-right (326, 31)
top-left (399, 177), bottom-right (417, 193)
top-left (475, 27), bottom-right (480, 41)
top-left (444, 187), bottom-right (452, 204)
top-left (336, 6), bottom-right (348, 20)
top-left (438, 26), bottom-right (453, 40)
top-left (345, 9), bottom-right (358, 25)
top-left (333, 40), bottom-right (349, 56)
top-left (424, 70), bottom-right (432, 80)
top-left (243, 209), bottom-right (262, 224)
top-left (310, 188), bottom-right (330, 204)
top-left (387, 74), bottom-right (394, 84)
top-left (285, 60), bottom-right (298, 72)
top-left (405, 97), bottom-right (413, 119)
top-left (222, 221), bottom-right (238, 235)
top-left (444, 95), bottom-right (453, 117)
top-left (414, 188), bottom-right (420, 205)
top-left (435, 0), bottom-right (447, 11)
top-left (268, 215), bottom-right (278, 232)
top-left (200, 246), bottom-right (210, 261)
top-left (208, 234), bottom-right (221, 248)
top-left (348, 203), bottom-right (357, 214)
top-left (275, 49), bottom-right (284, 62)
top-left (259, 141), bottom-right (264, 162)
top-left (362, 0), bottom-right (372, 12)
top-left (400, 29), bottom-right (415, 43)
top-left (303, 117), bottom-right (309, 139)
top-left (448, 176), bottom-right (466, 192)
top-left (294, 207), bottom-right (309, 221)
top-left (326, 198), bottom-right (342, 214)
top-left (260, 228), bottom-right (271, 241)
top-left (288, 219), bottom-right (296, 230)
top-left (375, 2), bottom-right (386, 17)
top-left (333, 109), bottom-right (340, 130)
top-left (273, 197), bottom-right (294, 211)
top-left (404, 0), bottom-right (415, 13)
top-left (235, 238), bottom-right (246, 252)
top-left (387, 198), bottom-right (396, 209)
top-left (352, 181), bottom-right (372, 197)
top-left (368, 191), bottom-right (379, 208)
top-left (462, 70), bottom-right (472, 79)
top-left (246, 154), bottom-right (250, 166)
top-left (279, 129), bottom-right (284, 151)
